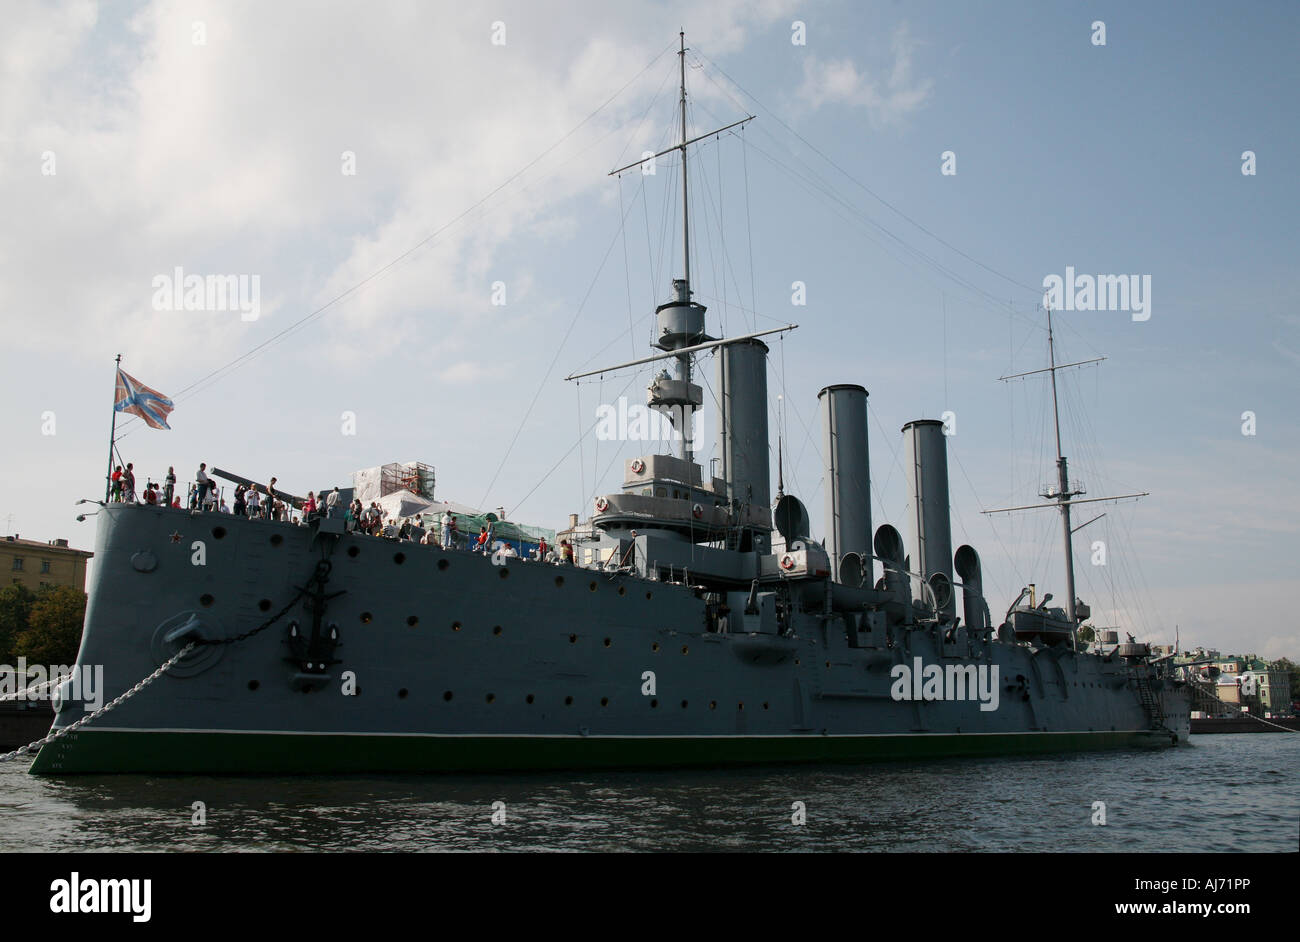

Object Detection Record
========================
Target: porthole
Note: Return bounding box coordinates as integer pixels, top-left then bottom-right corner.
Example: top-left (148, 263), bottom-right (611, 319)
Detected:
top-left (437, 559), bottom-right (449, 571)
top-left (526, 694), bottom-right (535, 704)
top-left (645, 591), bottom-right (653, 600)
top-left (498, 568), bottom-right (509, 580)
top-left (680, 700), bottom-right (688, 709)
top-left (486, 693), bottom-right (495, 704)
top-left (555, 575), bottom-right (565, 587)
top-left (398, 689), bottom-right (408, 699)
top-left (493, 625), bottom-right (502, 636)
top-left (258, 599), bottom-right (271, 612)
top-left (360, 612), bottom-right (373, 624)
top-left (709, 700), bottom-right (717, 710)
top-left (452, 621), bottom-right (462, 632)
top-left (650, 699), bottom-right (658, 708)
top-left (762, 702), bottom-right (769, 710)
top-left (651, 642), bottom-right (660, 652)
top-left (394, 552), bottom-right (406, 565)
top-left (681, 645), bottom-right (689, 655)
top-left (347, 546), bottom-right (359, 558)
top-left (406, 615), bottom-right (418, 627)
top-left (199, 593), bottom-right (214, 607)
top-left (738, 702), bottom-right (744, 710)
top-left (564, 696), bottom-right (574, 706)
top-left (443, 691), bottom-right (453, 701)
top-left (569, 633), bottom-right (577, 643)
top-left (618, 586), bottom-right (626, 597)
top-left (212, 526), bottom-right (227, 540)
top-left (247, 680), bottom-right (260, 691)
top-left (270, 534), bottom-right (283, 547)
top-left (589, 581), bottom-right (597, 592)
top-left (603, 638), bottom-right (611, 647)
top-left (600, 697), bottom-right (609, 707)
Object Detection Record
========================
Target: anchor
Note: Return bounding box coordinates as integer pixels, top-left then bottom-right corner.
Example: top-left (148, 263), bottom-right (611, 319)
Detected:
top-left (285, 559), bottom-right (346, 690)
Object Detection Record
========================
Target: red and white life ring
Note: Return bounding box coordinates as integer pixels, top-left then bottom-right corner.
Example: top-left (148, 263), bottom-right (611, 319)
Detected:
top-left (691, 503), bottom-right (704, 519)
top-left (594, 497), bottom-right (609, 513)
top-left (779, 554), bottom-right (797, 571)
top-left (630, 458), bottom-right (646, 474)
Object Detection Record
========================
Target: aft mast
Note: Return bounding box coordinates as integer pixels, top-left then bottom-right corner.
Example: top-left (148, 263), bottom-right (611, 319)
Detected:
top-left (985, 302), bottom-right (1147, 646)
top-left (1044, 303), bottom-right (1082, 627)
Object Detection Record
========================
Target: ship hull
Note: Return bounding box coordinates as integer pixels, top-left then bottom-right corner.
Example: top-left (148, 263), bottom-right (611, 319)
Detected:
top-left (29, 506), bottom-right (1189, 774)
top-left (31, 728), bottom-right (1178, 775)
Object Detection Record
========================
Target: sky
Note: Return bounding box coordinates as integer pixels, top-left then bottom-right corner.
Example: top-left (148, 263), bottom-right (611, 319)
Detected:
top-left (2, 0), bottom-right (1297, 658)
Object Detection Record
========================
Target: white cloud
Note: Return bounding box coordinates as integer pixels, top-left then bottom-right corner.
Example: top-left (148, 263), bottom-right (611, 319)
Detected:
top-left (0, 0), bottom-right (797, 372)
top-left (797, 23), bottom-right (932, 125)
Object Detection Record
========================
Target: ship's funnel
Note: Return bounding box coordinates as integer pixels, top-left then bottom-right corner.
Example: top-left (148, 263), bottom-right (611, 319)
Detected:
top-left (819, 384), bottom-right (871, 584)
top-left (902, 419), bottom-right (954, 620)
top-left (954, 544), bottom-right (989, 631)
top-left (717, 338), bottom-right (771, 520)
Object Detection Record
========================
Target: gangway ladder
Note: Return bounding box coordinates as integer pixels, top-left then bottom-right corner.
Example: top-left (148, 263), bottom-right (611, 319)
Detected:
top-left (1133, 671), bottom-right (1167, 731)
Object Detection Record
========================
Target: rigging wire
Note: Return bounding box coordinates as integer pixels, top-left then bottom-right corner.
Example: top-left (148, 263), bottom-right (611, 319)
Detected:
top-left (476, 181), bottom-right (642, 508)
top-left (115, 38), bottom-right (679, 440)
top-left (691, 46), bottom-right (1044, 299)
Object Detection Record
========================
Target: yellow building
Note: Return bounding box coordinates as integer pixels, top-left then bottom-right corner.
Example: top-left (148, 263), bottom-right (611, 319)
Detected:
top-left (1, 535), bottom-right (93, 593)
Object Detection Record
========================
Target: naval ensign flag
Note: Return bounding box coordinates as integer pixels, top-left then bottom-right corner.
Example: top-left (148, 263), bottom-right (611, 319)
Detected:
top-left (114, 368), bottom-right (174, 429)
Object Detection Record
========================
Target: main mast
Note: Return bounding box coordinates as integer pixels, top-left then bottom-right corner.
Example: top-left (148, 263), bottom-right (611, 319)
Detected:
top-left (678, 30), bottom-right (691, 294)
top-left (603, 32), bottom-right (755, 466)
top-left (674, 30), bottom-right (696, 463)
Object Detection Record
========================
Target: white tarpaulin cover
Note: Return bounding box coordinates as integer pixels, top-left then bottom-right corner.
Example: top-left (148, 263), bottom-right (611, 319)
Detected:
top-left (374, 489), bottom-right (436, 521)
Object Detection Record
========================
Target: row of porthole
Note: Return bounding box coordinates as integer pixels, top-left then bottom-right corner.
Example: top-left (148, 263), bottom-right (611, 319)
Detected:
top-left (212, 526), bottom-right (286, 548)
top-left (211, 533), bottom-right (661, 600)
top-left (202, 595), bottom-right (795, 670)
top-left (246, 682), bottom-right (769, 712)
top-left (338, 544), bottom-right (659, 598)
top-left (422, 691), bottom-right (769, 710)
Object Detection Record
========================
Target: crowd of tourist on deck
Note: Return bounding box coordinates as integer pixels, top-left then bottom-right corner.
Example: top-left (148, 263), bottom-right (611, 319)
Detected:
top-left (107, 461), bottom-right (576, 563)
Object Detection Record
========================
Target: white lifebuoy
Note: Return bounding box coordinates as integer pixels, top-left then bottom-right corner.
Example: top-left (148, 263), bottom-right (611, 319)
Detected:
top-left (691, 503), bottom-right (704, 519)
top-left (594, 497), bottom-right (609, 513)
top-left (630, 459), bottom-right (646, 474)
top-left (779, 554), bottom-right (796, 571)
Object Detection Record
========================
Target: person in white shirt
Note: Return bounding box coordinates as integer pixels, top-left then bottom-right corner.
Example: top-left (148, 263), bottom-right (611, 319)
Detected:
top-left (195, 463), bottom-right (211, 507)
top-left (245, 485), bottom-right (262, 518)
top-left (326, 487), bottom-right (340, 518)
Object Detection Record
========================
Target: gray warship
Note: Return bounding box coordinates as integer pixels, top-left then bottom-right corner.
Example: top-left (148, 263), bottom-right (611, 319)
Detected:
top-left (30, 35), bottom-right (1189, 774)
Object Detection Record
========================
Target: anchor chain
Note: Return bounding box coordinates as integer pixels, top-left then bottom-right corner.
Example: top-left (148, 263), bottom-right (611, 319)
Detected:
top-left (0, 557), bottom-right (333, 763)
top-left (0, 643), bottom-right (195, 762)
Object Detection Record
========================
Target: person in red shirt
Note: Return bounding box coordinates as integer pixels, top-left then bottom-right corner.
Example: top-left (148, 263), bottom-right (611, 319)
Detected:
top-left (110, 466), bottom-right (123, 502)
top-left (474, 527), bottom-right (489, 553)
top-left (537, 536), bottom-right (549, 561)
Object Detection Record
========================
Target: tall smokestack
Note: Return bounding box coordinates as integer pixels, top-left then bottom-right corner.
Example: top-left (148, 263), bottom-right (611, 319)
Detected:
top-left (717, 338), bottom-right (771, 528)
top-left (819, 384), bottom-right (871, 584)
top-left (902, 419), bottom-right (954, 619)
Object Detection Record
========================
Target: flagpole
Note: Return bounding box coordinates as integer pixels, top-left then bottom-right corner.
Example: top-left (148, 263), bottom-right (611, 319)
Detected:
top-left (105, 354), bottom-right (121, 502)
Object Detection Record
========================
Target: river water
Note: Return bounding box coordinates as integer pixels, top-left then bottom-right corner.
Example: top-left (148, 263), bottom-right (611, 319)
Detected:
top-left (1, 734), bottom-right (1294, 852)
